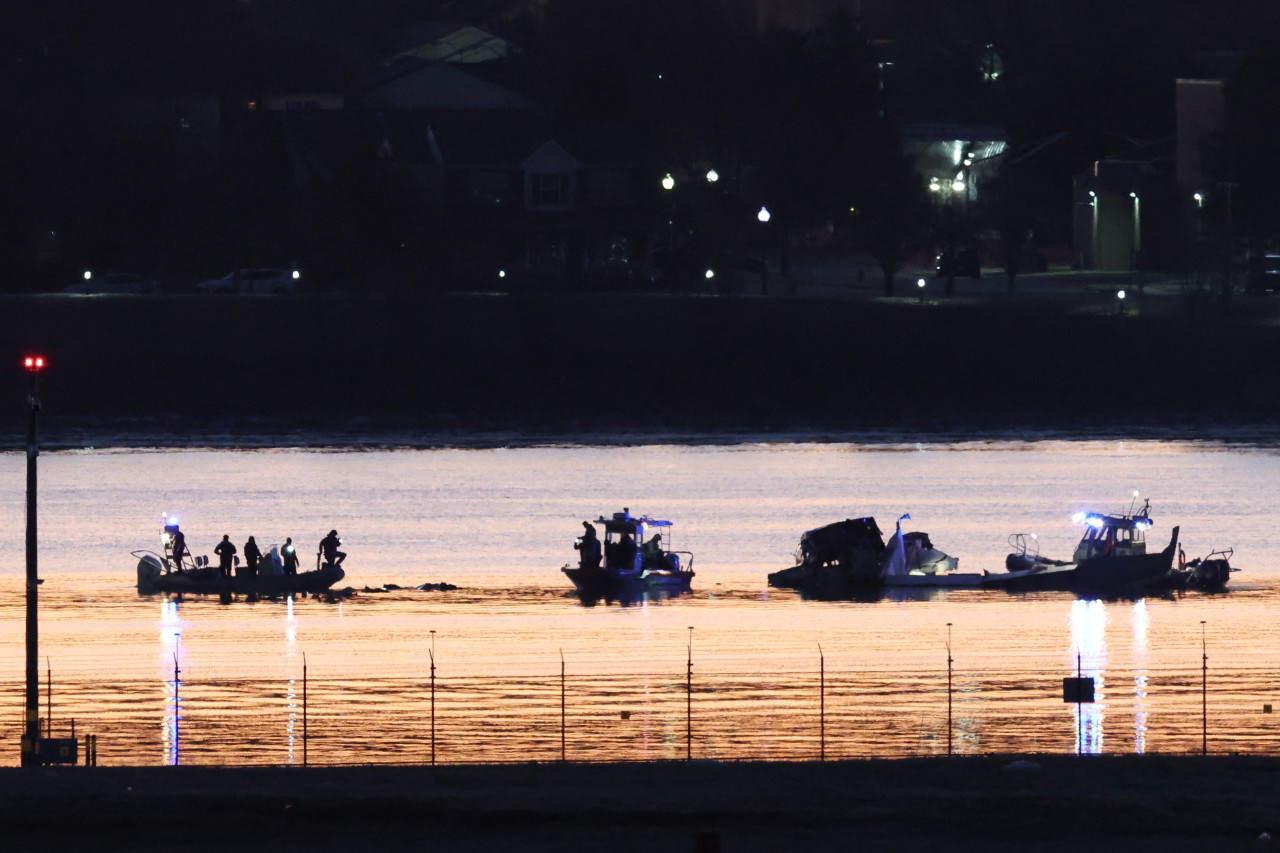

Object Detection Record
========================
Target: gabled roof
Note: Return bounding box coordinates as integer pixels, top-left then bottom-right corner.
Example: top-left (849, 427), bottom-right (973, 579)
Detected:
top-left (390, 24), bottom-right (512, 64)
top-left (354, 60), bottom-right (536, 111)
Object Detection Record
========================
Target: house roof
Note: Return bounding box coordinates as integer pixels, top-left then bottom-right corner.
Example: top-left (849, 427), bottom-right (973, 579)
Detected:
top-left (390, 24), bottom-right (512, 64)
top-left (354, 59), bottom-right (536, 111)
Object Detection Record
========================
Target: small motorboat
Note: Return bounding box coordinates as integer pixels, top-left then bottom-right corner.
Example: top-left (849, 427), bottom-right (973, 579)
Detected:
top-left (1169, 548), bottom-right (1236, 592)
top-left (562, 508), bottom-right (694, 602)
top-left (134, 517), bottom-right (345, 597)
top-left (994, 497), bottom-right (1180, 595)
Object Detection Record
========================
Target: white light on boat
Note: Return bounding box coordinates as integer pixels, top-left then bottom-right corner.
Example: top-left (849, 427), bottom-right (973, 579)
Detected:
top-left (167, 516), bottom-right (178, 526)
top-left (1072, 512), bottom-right (1086, 524)
top-left (1088, 517), bottom-right (1105, 529)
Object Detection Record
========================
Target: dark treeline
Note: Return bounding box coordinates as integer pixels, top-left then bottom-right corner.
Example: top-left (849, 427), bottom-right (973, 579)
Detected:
top-left (1, 1), bottom-right (1279, 294)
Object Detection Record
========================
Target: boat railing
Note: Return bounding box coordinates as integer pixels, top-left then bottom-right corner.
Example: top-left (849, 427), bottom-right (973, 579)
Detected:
top-left (131, 549), bottom-right (173, 574)
top-left (669, 550), bottom-right (694, 571)
top-left (1007, 533), bottom-right (1039, 560)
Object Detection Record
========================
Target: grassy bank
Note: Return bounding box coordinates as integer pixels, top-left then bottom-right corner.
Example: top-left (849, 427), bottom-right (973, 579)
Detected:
top-left (0, 755), bottom-right (1276, 851)
top-left (2, 291), bottom-right (1277, 445)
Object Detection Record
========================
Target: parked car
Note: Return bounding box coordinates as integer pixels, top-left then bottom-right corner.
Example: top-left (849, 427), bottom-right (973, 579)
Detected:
top-left (197, 268), bottom-right (299, 295)
top-left (62, 272), bottom-right (162, 294)
top-left (935, 247), bottom-right (982, 279)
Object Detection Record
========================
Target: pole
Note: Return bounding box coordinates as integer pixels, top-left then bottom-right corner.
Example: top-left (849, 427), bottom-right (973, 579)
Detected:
top-left (946, 623), bottom-right (953, 756)
top-left (46, 658), bottom-right (51, 738)
top-left (819, 644), bottom-right (825, 762)
top-left (22, 358), bottom-right (42, 766)
top-left (1077, 649), bottom-right (1083, 756)
top-left (1201, 620), bottom-right (1208, 756)
top-left (430, 630), bottom-right (436, 766)
top-left (560, 649), bottom-right (566, 762)
top-left (173, 651), bottom-right (181, 766)
top-left (302, 652), bottom-right (308, 767)
top-left (686, 627), bottom-right (693, 763)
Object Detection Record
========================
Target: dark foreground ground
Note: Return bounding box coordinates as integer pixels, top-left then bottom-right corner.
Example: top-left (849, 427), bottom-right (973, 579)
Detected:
top-left (4, 280), bottom-right (1280, 446)
top-left (1, 755), bottom-right (1277, 851)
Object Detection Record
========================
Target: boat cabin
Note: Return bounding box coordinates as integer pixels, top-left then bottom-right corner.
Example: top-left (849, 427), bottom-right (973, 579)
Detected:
top-left (1071, 508), bottom-right (1152, 562)
top-left (593, 509), bottom-right (679, 574)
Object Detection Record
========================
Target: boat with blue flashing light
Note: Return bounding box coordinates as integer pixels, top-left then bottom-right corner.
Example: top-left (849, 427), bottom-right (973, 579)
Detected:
top-left (997, 496), bottom-right (1182, 594)
top-left (133, 516), bottom-right (345, 597)
top-left (562, 508), bottom-right (695, 603)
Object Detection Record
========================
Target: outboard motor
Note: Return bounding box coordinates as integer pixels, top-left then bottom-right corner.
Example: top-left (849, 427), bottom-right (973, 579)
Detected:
top-left (137, 554), bottom-right (165, 595)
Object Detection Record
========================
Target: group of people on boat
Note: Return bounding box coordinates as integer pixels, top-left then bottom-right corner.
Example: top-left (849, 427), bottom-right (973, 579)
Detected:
top-left (168, 523), bottom-right (346, 578)
top-left (574, 520), bottom-right (677, 574)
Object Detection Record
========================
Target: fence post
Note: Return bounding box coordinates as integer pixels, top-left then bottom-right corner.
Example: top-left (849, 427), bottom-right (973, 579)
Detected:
top-left (946, 623), bottom-right (953, 756)
top-left (560, 649), bottom-right (566, 762)
top-left (819, 644), bottom-right (825, 762)
top-left (1201, 620), bottom-right (1208, 756)
top-left (302, 652), bottom-right (308, 767)
top-left (430, 630), bottom-right (437, 766)
top-left (687, 627), bottom-right (693, 762)
top-left (173, 651), bottom-right (181, 766)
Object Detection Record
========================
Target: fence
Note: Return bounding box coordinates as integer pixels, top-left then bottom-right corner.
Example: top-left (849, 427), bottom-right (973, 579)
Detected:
top-left (7, 646), bottom-right (1278, 767)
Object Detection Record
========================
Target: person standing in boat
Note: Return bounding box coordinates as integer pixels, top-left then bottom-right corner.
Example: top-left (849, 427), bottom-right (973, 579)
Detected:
top-left (642, 533), bottom-right (663, 569)
top-left (576, 521), bottom-right (601, 570)
top-left (170, 527), bottom-right (188, 571)
top-left (282, 538), bottom-right (300, 575)
top-left (243, 536), bottom-right (261, 580)
top-left (214, 535), bottom-right (237, 578)
top-left (319, 530), bottom-right (346, 568)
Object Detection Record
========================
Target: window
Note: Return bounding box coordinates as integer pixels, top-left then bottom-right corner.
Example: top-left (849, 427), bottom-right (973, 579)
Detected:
top-left (531, 172), bottom-right (570, 207)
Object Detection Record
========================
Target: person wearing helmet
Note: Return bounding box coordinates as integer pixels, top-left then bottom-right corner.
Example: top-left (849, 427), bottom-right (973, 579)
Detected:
top-left (319, 530), bottom-right (346, 567)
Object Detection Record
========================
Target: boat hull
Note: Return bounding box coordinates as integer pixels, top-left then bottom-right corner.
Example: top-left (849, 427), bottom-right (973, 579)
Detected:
top-left (137, 554), bottom-right (345, 597)
top-left (563, 565), bottom-right (694, 603)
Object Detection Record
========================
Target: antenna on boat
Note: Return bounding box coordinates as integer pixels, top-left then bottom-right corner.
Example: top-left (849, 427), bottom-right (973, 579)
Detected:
top-left (1128, 490), bottom-right (1140, 516)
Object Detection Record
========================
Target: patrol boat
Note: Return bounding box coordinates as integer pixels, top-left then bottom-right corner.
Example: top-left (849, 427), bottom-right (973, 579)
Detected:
top-left (133, 516), bottom-right (345, 597)
top-left (562, 508), bottom-right (695, 602)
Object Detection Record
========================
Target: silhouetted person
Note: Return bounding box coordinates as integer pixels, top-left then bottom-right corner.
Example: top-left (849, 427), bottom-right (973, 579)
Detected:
top-left (282, 538), bottom-right (300, 576)
top-left (617, 533), bottom-right (636, 569)
top-left (319, 530), bottom-right (346, 567)
top-left (214, 535), bottom-right (236, 578)
top-left (243, 536), bottom-right (261, 580)
top-left (576, 521), bottom-right (601, 570)
top-left (642, 533), bottom-right (663, 569)
top-left (171, 528), bottom-right (188, 571)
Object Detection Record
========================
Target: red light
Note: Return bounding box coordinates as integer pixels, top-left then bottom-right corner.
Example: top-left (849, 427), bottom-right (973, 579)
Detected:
top-left (23, 356), bottom-right (45, 372)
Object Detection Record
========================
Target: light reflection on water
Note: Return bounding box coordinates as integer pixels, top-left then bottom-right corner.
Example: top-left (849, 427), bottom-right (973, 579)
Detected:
top-left (0, 441), bottom-right (1278, 765)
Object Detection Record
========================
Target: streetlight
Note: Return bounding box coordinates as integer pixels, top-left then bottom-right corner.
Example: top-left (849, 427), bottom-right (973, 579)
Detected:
top-left (917, 277), bottom-right (926, 303)
top-left (1116, 289), bottom-right (1126, 315)
top-left (661, 173), bottom-right (675, 191)
top-left (757, 207), bottom-right (772, 296)
top-left (21, 355), bottom-right (45, 766)
top-left (1089, 191), bottom-right (1099, 270)
top-left (1130, 192), bottom-right (1143, 293)
top-left (705, 169), bottom-right (719, 183)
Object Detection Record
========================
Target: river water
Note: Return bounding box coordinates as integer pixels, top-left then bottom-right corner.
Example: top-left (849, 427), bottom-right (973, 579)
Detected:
top-left (2, 440), bottom-right (1279, 766)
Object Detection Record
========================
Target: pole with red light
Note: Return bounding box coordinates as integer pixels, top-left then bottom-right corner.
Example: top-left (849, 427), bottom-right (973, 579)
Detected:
top-left (21, 355), bottom-right (44, 766)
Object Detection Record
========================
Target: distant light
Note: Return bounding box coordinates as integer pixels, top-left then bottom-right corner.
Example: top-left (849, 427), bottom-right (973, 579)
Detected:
top-left (1030, 533), bottom-right (1038, 540)
top-left (1117, 290), bottom-right (1126, 300)
top-left (1087, 516), bottom-right (1105, 529)
top-left (292, 270), bottom-right (300, 279)
top-left (657, 73), bottom-right (663, 80)
top-left (1193, 192), bottom-right (1204, 207)
top-left (706, 169), bottom-right (719, 183)
top-left (951, 180), bottom-right (965, 193)
top-left (499, 270), bottom-right (506, 278)
top-left (167, 516), bottom-right (178, 526)
top-left (757, 206), bottom-right (771, 223)
top-left (929, 178), bottom-right (942, 193)
top-left (1072, 512), bottom-right (1087, 524)
top-left (704, 269), bottom-right (715, 279)
top-left (917, 278), bottom-right (925, 288)
top-left (661, 173), bottom-right (675, 191)
top-left (23, 355), bottom-right (45, 372)
top-left (1130, 192), bottom-right (1138, 199)
top-left (83, 270), bottom-right (92, 280)
top-left (1089, 191), bottom-right (1096, 198)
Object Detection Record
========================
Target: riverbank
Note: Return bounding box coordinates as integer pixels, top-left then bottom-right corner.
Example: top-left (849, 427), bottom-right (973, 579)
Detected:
top-left (1, 755), bottom-right (1276, 851)
top-left (4, 288), bottom-right (1280, 447)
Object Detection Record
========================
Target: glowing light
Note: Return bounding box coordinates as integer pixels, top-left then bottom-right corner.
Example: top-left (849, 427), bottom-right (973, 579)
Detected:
top-left (167, 516), bottom-right (178, 526)
top-left (1088, 517), bottom-right (1105, 529)
top-left (917, 278), bottom-right (925, 288)
top-left (23, 355), bottom-right (45, 372)
top-left (83, 270), bottom-right (92, 280)
top-left (757, 207), bottom-right (771, 223)
top-left (704, 269), bottom-right (715, 280)
top-left (929, 178), bottom-right (942, 192)
top-left (951, 179), bottom-right (965, 193)
top-left (1117, 290), bottom-right (1126, 300)
top-left (292, 270), bottom-right (301, 279)
top-left (705, 169), bottom-right (719, 183)
top-left (498, 270), bottom-right (506, 278)
top-left (1072, 512), bottom-right (1086, 524)
top-left (1194, 192), bottom-right (1204, 208)
top-left (661, 173), bottom-right (675, 191)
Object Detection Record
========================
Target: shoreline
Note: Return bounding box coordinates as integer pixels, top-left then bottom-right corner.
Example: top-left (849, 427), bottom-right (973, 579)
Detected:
top-left (1, 755), bottom-right (1276, 851)
top-left (7, 421), bottom-right (1280, 451)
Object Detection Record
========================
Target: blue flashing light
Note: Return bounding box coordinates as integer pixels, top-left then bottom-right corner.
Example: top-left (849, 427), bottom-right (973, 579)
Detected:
top-left (1087, 516), bottom-right (1105, 529)
top-left (1072, 512), bottom-right (1086, 524)
top-left (167, 516), bottom-right (178, 526)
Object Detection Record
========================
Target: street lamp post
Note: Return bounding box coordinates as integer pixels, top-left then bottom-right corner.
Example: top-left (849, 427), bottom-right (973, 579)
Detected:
top-left (1130, 192), bottom-right (1143, 294)
top-left (21, 355), bottom-right (45, 766)
top-left (757, 206), bottom-right (771, 295)
top-left (1089, 191), bottom-right (1099, 270)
